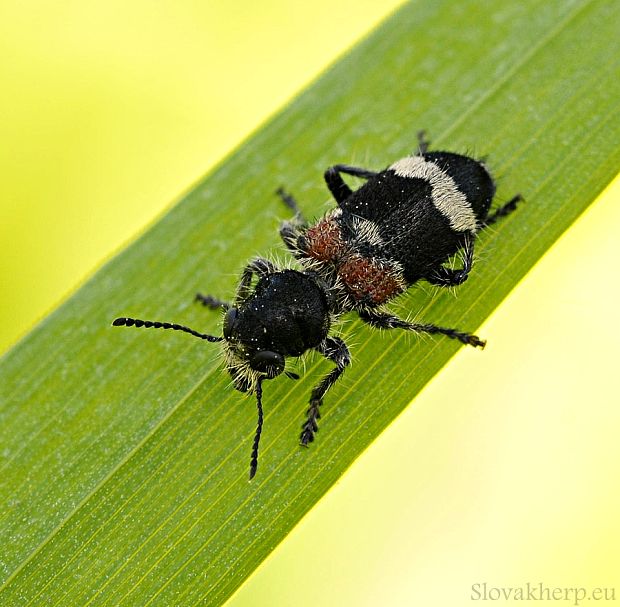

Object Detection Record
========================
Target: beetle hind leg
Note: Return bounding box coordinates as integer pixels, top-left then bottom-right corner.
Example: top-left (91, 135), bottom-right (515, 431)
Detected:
top-left (483, 194), bottom-right (522, 227)
top-left (324, 164), bottom-right (378, 205)
top-left (416, 130), bottom-right (431, 155)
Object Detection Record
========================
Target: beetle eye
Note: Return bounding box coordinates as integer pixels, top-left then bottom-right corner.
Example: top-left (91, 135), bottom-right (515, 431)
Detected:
top-left (223, 307), bottom-right (238, 340)
top-left (250, 350), bottom-right (285, 378)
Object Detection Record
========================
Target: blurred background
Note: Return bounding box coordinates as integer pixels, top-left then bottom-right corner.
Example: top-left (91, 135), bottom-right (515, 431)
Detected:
top-left (1, 1), bottom-right (618, 605)
top-left (0, 1), bottom-right (404, 355)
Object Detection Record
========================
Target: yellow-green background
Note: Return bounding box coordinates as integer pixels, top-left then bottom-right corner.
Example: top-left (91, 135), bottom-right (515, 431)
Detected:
top-left (1, 2), bottom-right (618, 605)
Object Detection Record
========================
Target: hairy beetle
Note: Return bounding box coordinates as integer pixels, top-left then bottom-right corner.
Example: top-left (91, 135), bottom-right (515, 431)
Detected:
top-left (113, 132), bottom-right (520, 478)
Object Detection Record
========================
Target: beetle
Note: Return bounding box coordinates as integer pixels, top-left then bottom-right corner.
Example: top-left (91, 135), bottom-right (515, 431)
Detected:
top-left (113, 132), bottom-right (520, 479)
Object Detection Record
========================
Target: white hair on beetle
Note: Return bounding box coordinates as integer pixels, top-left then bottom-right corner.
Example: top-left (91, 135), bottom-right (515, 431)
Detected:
top-left (389, 155), bottom-right (477, 233)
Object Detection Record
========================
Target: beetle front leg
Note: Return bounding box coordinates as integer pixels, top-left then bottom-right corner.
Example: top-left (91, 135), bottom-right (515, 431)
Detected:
top-left (194, 293), bottom-right (231, 310)
top-left (300, 336), bottom-right (351, 446)
top-left (236, 257), bottom-right (277, 305)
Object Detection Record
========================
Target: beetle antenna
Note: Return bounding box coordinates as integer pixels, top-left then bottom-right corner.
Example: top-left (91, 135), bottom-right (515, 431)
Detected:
top-left (249, 378), bottom-right (264, 480)
top-left (112, 316), bottom-right (223, 342)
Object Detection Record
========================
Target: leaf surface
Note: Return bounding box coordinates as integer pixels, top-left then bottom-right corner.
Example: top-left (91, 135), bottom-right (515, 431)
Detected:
top-left (1, 1), bottom-right (619, 605)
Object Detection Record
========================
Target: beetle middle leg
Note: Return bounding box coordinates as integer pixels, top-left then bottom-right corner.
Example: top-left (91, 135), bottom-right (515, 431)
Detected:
top-left (276, 187), bottom-right (305, 220)
top-left (300, 336), bottom-right (351, 446)
top-left (427, 190), bottom-right (521, 288)
top-left (359, 309), bottom-right (486, 349)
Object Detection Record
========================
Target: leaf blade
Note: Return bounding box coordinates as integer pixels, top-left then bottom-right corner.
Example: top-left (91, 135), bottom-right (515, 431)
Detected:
top-left (1, 0), bottom-right (619, 605)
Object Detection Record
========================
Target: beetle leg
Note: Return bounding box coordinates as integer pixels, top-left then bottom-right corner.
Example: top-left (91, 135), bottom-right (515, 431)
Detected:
top-left (276, 187), bottom-right (307, 253)
top-left (359, 309), bottom-right (485, 349)
top-left (195, 258), bottom-right (278, 311)
top-left (194, 293), bottom-right (231, 310)
top-left (426, 232), bottom-right (474, 287)
top-left (324, 164), bottom-right (377, 204)
top-left (483, 194), bottom-right (522, 227)
top-left (416, 130), bottom-right (430, 155)
top-left (300, 336), bottom-right (351, 446)
top-left (276, 187), bottom-right (306, 221)
top-left (236, 257), bottom-right (277, 305)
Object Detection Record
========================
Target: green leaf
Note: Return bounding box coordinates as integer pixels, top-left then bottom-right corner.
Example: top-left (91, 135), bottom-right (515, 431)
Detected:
top-left (1, 0), bottom-right (619, 605)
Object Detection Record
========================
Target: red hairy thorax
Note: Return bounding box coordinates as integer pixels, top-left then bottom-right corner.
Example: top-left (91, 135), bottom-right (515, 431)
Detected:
top-left (303, 216), bottom-right (347, 261)
top-left (303, 217), bottom-right (404, 305)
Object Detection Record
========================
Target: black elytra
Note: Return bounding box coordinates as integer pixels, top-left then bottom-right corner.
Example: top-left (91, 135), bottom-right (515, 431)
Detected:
top-left (112, 131), bottom-right (521, 480)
